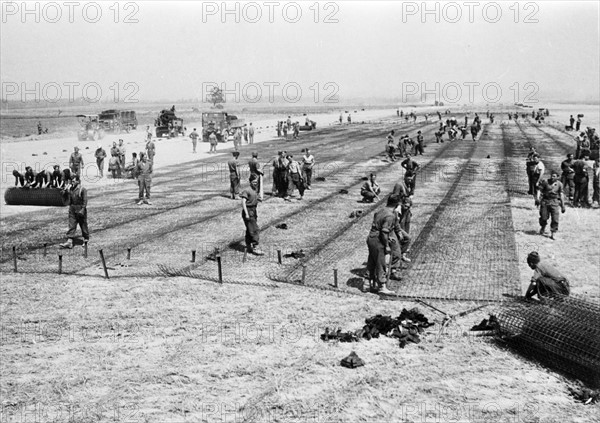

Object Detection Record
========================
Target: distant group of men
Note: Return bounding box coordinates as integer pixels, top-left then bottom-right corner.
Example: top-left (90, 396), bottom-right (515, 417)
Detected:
top-left (276, 118), bottom-right (301, 139)
top-left (385, 130), bottom-right (427, 161)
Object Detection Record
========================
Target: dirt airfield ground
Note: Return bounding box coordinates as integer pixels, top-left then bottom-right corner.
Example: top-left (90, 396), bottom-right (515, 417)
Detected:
top-left (1, 106), bottom-right (599, 422)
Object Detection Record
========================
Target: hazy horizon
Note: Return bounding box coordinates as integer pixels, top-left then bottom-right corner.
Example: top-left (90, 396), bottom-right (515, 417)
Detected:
top-left (2, 1), bottom-right (599, 106)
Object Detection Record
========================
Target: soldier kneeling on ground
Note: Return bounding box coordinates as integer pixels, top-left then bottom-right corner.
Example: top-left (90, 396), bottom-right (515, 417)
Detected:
top-left (524, 252), bottom-right (570, 300)
top-left (361, 173), bottom-right (380, 203)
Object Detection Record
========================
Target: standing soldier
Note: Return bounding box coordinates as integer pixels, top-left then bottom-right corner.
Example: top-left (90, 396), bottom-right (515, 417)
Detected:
top-left (228, 152), bottom-right (241, 200)
top-left (536, 170), bottom-right (565, 239)
top-left (37, 121), bottom-right (43, 135)
top-left (387, 135), bottom-right (396, 162)
top-left (117, 139), bottom-right (126, 171)
top-left (592, 157), bottom-right (600, 207)
top-left (347, 114), bottom-right (352, 124)
top-left (526, 147), bottom-right (538, 195)
top-left (146, 136), bottom-right (156, 164)
top-left (208, 131), bottom-right (218, 153)
top-left (190, 128), bottom-right (199, 153)
top-left (136, 152), bottom-right (152, 205)
top-left (580, 133), bottom-right (591, 158)
top-left (243, 124), bottom-right (249, 143)
top-left (277, 151), bottom-right (289, 196)
top-left (69, 146), bottom-right (84, 178)
top-left (285, 154), bottom-right (305, 201)
top-left (271, 152), bottom-right (281, 196)
top-left (59, 175), bottom-right (89, 249)
top-left (339, 113), bottom-right (343, 124)
top-left (365, 194), bottom-right (400, 295)
top-left (401, 153), bottom-right (420, 196)
top-left (470, 123), bottom-right (479, 141)
top-left (572, 155), bottom-right (591, 208)
top-left (95, 144), bottom-right (107, 178)
top-left (415, 131), bottom-right (424, 155)
top-left (399, 196), bottom-right (413, 234)
top-left (560, 154), bottom-right (575, 203)
top-left (241, 175), bottom-right (264, 255)
top-left (576, 115), bottom-right (582, 131)
top-left (302, 148), bottom-right (315, 189)
top-left (248, 123), bottom-right (255, 144)
top-left (234, 128), bottom-right (242, 151)
top-left (531, 154), bottom-right (545, 199)
top-left (248, 152), bottom-right (264, 201)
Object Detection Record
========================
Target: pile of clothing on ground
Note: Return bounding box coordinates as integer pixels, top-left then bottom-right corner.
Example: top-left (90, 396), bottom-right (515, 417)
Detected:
top-left (321, 308), bottom-right (434, 349)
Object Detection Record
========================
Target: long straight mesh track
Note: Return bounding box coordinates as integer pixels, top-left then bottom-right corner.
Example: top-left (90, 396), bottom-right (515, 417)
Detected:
top-left (390, 124), bottom-right (521, 300)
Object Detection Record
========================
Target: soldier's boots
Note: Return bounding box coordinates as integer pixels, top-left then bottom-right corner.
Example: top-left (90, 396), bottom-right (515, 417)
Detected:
top-left (60, 239), bottom-right (73, 249)
top-left (539, 226), bottom-right (546, 235)
top-left (378, 284), bottom-right (396, 296)
top-left (251, 246), bottom-right (265, 256)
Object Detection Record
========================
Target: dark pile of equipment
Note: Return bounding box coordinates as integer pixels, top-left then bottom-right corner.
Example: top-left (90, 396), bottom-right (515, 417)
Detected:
top-left (321, 308), bottom-right (434, 349)
top-left (496, 294), bottom-right (600, 388)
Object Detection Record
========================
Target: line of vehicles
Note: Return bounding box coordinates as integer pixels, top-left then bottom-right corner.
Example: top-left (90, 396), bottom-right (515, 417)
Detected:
top-left (76, 109), bottom-right (245, 143)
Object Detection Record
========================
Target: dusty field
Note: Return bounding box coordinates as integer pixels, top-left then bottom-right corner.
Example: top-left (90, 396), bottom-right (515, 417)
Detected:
top-left (1, 108), bottom-right (599, 422)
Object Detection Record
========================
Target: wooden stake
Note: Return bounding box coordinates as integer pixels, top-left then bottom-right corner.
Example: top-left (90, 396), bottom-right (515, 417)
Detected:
top-left (333, 269), bottom-right (338, 288)
top-left (83, 242), bottom-right (88, 258)
top-left (191, 250), bottom-right (196, 263)
top-left (99, 249), bottom-right (109, 279)
top-left (127, 248), bottom-right (131, 260)
top-left (277, 249), bottom-right (282, 264)
top-left (301, 265), bottom-right (306, 284)
top-left (58, 254), bottom-right (62, 274)
top-left (217, 255), bottom-right (223, 283)
top-left (12, 246), bottom-right (17, 273)
top-left (242, 247), bottom-right (248, 263)
top-left (43, 243), bottom-right (47, 257)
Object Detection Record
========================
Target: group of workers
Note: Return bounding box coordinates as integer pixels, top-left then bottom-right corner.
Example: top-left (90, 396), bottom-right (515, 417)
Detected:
top-left (226, 148), bottom-right (315, 255)
top-left (527, 126), bottom-right (600, 239)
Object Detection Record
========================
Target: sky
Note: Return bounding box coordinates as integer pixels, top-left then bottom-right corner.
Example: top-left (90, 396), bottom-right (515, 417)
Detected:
top-left (1, 1), bottom-right (599, 105)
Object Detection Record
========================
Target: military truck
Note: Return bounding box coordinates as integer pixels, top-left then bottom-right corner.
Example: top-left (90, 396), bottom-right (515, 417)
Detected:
top-left (155, 109), bottom-right (184, 138)
top-left (99, 110), bottom-right (138, 133)
top-left (76, 114), bottom-right (105, 141)
top-left (202, 112), bottom-right (245, 142)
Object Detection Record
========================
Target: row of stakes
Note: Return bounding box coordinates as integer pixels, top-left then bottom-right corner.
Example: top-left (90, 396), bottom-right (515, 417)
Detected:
top-left (10, 246), bottom-right (340, 288)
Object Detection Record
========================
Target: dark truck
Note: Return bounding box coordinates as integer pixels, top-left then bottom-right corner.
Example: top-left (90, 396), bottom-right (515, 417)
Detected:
top-left (202, 112), bottom-right (245, 142)
top-left (98, 110), bottom-right (138, 133)
top-left (155, 109), bottom-right (184, 138)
